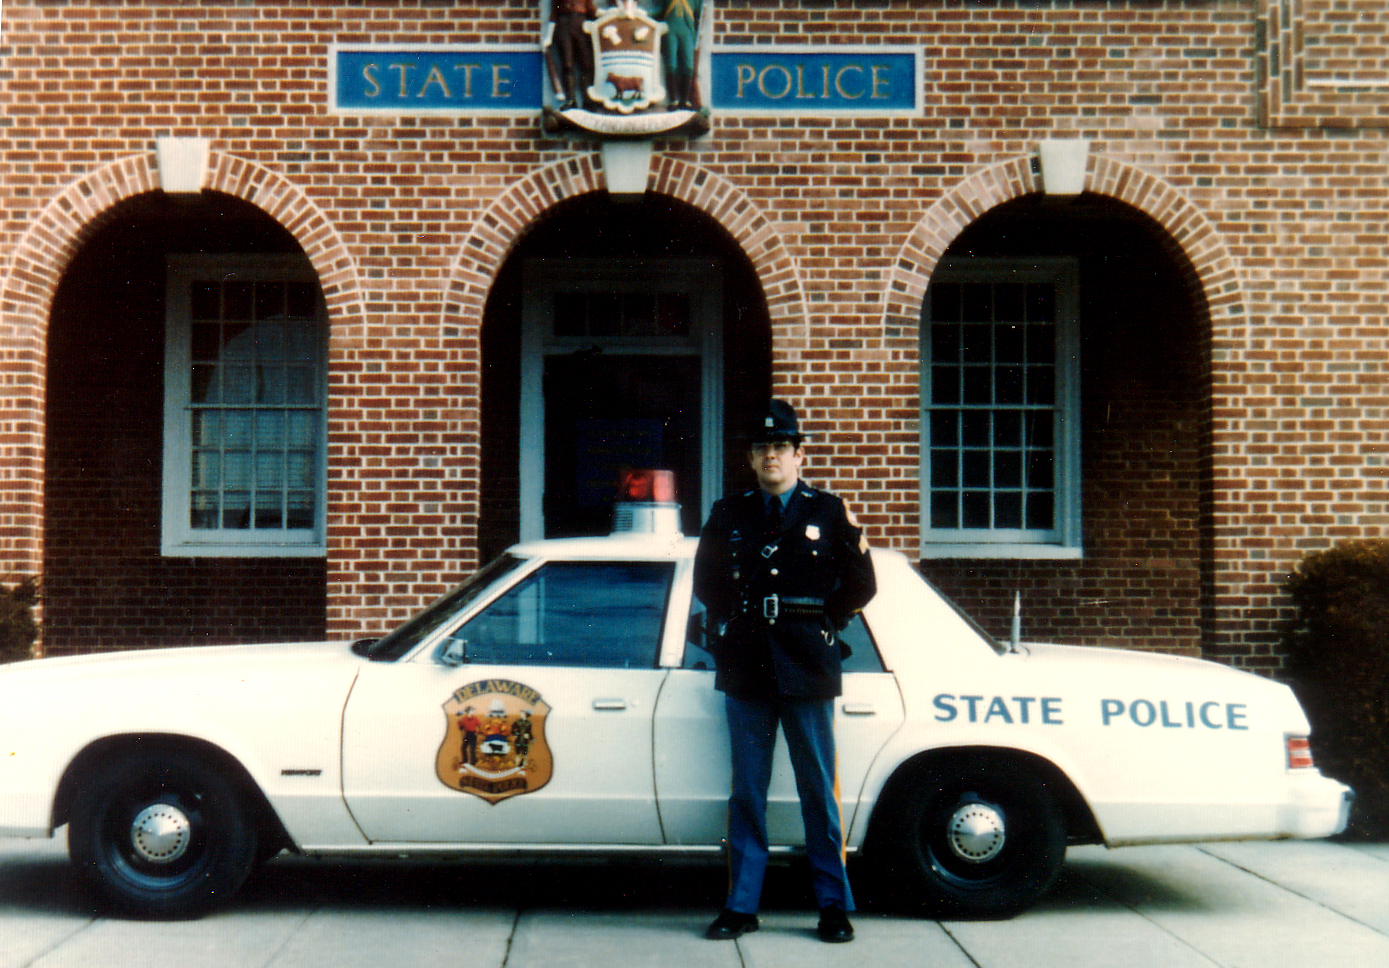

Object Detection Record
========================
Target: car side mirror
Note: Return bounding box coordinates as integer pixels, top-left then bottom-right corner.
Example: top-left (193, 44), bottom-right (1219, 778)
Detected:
top-left (439, 637), bottom-right (468, 667)
top-left (684, 612), bottom-right (715, 670)
top-left (350, 637), bottom-right (380, 657)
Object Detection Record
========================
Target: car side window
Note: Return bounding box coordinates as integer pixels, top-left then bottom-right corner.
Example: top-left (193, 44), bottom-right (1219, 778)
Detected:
top-left (839, 613), bottom-right (885, 673)
top-left (683, 601), bottom-right (716, 670)
top-left (444, 561), bottom-right (674, 669)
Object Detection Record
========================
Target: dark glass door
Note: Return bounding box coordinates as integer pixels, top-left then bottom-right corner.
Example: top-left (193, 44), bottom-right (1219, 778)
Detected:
top-left (542, 354), bottom-right (703, 537)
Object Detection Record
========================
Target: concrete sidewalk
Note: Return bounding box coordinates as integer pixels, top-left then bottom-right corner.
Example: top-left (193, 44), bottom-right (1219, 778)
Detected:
top-left (1, 837), bottom-right (1386, 968)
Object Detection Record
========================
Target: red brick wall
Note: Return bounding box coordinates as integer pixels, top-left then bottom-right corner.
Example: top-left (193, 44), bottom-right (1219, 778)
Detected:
top-left (3, 2), bottom-right (1387, 672)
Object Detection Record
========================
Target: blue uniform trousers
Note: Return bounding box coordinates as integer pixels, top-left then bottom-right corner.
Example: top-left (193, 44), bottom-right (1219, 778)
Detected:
top-left (723, 695), bottom-right (854, 914)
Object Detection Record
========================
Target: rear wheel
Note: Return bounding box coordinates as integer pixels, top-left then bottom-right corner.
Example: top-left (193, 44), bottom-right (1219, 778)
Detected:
top-left (69, 750), bottom-right (258, 918)
top-left (871, 756), bottom-right (1067, 918)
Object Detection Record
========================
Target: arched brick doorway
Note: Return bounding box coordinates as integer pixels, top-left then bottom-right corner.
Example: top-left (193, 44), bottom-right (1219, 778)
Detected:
top-left (477, 191), bottom-right (773, 559)
top-left (43, 192), bottom-right (329, 653)
top-left (918, 193), bottom-right (1214, 655)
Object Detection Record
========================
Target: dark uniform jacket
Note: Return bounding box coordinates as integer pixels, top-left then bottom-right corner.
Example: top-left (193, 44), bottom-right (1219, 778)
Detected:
top-left (693, 480), bottom-right (876, 700)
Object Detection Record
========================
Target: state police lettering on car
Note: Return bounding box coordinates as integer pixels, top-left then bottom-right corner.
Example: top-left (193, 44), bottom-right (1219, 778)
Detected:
top-left (932, 693), bottom-right (1064, 725)
top-left (1100, 698), bottom-right (1249, 730)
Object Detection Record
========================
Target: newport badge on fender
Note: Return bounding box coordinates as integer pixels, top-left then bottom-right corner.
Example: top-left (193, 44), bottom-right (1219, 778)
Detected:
top-left (437, 679), bottom-right (553, 804)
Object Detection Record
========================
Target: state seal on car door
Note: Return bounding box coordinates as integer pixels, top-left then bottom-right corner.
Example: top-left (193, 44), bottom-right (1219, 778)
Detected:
top-left (436, 679), bottom-right (553, 804)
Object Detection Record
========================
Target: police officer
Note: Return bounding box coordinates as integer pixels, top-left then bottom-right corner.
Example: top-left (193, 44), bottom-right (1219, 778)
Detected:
top-left (693, 400), bottom-right (876, 944)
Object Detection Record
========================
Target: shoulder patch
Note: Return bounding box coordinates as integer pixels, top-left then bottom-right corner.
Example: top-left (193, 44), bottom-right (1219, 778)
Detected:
top-left (844, 501), bottom-right (860, 528)
top-left (843, 501), bottom-right (870, 552)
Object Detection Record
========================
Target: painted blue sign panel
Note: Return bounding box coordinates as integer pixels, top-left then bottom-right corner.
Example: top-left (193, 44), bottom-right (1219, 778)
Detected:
top-left (331, 45), bottom-right (544, 113)
top-left (710, 47), bottom-right (921, 114)
top-left (329, 44), bottom-right (922, 116)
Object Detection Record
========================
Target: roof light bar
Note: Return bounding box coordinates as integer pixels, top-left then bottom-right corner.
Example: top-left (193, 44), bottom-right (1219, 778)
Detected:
top-left (612, 469), bottom-right (682, 535)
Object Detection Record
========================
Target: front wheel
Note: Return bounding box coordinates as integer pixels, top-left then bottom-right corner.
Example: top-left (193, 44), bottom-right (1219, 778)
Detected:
top-left (870, 757), bottom-right (1067, 918)
top-left (69, 750), bottom-right (259, 918)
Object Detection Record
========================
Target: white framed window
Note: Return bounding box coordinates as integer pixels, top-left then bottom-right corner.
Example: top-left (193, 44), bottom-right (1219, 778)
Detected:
top-left (162, 255), bottom-right (327, 557)
top-left (920, 258), bottom-right (1081, 559)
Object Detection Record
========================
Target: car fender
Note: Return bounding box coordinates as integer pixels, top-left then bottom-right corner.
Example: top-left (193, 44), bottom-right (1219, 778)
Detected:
top-left (850, 722), bottom-right (1102, 852)
top-left (0, 642), bottom-right (368, 848)
top-left (868, 642), bottom-right (1344, 848)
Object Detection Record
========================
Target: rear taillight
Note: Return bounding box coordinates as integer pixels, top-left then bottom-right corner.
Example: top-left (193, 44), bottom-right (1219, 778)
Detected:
top-left (1286, 735), bottom-right (1314, 770)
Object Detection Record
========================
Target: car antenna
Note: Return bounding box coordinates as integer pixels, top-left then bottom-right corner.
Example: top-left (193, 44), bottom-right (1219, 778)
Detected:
top-left (1010, 591), bottom-right (1022, 653)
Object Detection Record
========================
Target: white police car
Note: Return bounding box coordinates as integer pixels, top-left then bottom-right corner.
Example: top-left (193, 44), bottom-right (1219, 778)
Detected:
top-left (0, 487), bottom-right (1352, 918)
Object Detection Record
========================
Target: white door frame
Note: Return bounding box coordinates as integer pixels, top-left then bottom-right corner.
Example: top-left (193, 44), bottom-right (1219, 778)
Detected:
top-left (520, 259), bottom-right (724, 541)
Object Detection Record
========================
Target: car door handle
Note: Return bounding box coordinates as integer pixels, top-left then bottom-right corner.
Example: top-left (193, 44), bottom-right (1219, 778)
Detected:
top-left (592, 698), bottom-right (629, 711)
top-left (841, 702), bottom-right (876, 716)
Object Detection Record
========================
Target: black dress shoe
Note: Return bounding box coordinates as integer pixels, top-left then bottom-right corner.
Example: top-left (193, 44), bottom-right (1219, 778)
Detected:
top-left (817, 906), bottom-right (854, 943)
top-left (705, 908), bottom-right (760, 940)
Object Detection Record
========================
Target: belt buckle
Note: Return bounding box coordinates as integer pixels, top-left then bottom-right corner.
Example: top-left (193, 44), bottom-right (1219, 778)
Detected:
top-left (762, 595), bottom-right (779, 620)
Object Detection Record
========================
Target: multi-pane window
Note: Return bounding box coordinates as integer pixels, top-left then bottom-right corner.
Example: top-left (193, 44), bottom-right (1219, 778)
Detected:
top-left (921, 259), bottom-right (1080, 557)
top-left (163, 256), bottom-right (326, 557)
top-left (552, 290), bottom-right (692, 339)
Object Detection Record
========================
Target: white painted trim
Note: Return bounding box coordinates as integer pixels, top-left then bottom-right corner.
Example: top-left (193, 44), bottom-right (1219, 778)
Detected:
top-left (601, 140), bottom-right (655, 195)
top-left (520, 259), bottom-right (724, 542)
top-left (1038, 139), bottom-right (1091, 196)
top-left (162, 255), bottom-right (327, 558)
top-left (917, 544), bottom-right (1085, 561)
top-left (155, 137), bottom-right (210, 194)
top-left (918, 257), bottom-right (1082, 560)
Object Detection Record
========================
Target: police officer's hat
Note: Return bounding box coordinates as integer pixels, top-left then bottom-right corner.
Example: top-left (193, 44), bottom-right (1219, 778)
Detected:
top-left (746, 399), bottom-right (805, 446)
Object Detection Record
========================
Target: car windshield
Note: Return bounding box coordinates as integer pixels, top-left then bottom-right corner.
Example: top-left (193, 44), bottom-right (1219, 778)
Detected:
top-left (362, 555), bottom-right (530, 661)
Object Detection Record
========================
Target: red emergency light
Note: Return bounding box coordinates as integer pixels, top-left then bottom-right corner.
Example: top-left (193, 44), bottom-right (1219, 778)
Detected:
top-left (618, 468), bottom-right (676, 504)
top-left (613, 469), bottom-right (681, 535)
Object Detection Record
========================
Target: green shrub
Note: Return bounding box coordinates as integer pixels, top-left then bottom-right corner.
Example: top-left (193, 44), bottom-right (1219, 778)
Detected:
top-left (1284, 540), bottom-right (1389, 839)
top-left (0, 575), bottom-right (39, 664)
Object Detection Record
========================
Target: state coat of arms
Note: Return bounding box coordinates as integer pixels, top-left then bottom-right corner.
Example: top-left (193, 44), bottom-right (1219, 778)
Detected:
top-left (584, 2), bottom-right (667, 113)
top-left (436, 679), bottom-right (554, 804)
top-left (540, 0), bottom-right (711, 139)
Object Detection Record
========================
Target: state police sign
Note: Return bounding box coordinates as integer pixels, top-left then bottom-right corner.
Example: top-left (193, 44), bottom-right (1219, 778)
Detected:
top-left (331, 44), bottom-right (544, 113)
top-left (710, 46), bottom-right (921, 114)
top-left (329, 43), bottom-right (921, 117)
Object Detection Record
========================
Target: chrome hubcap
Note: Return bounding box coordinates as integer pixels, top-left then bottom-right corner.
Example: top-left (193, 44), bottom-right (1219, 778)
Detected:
top-left (946, 800), bottom-right (1006, 864)
top-left (130, 803), bottom-right (192, 864)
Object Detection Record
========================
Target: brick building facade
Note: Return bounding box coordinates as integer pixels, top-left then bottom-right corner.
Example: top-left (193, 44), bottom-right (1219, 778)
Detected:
top-left (1, 1), bottom-right (1384, 672)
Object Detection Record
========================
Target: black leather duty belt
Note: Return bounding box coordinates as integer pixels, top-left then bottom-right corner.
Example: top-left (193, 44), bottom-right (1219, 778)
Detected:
top-left (745, 594), bottom-right (825, 620)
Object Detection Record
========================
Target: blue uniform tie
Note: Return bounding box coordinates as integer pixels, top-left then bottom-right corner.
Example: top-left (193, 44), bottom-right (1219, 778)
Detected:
top-left (766, 498), bottom-right (783, 537)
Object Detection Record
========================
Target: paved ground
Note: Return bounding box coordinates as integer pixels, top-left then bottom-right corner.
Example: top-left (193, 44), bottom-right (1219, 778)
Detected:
top-left (1, 836), bottom-right (1386, 968)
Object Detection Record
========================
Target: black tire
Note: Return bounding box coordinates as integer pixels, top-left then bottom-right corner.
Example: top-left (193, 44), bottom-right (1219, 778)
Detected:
top-left (68, 749), bottom-right (259, 918)
top-left (871, 756), bottom-right (1067, 918)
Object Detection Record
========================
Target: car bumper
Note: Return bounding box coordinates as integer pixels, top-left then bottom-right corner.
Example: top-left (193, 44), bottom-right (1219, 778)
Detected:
top-left (1097, 770), bottom-right (1355, 847)
top-left (1278, 770), bottom-right (1353, 839)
